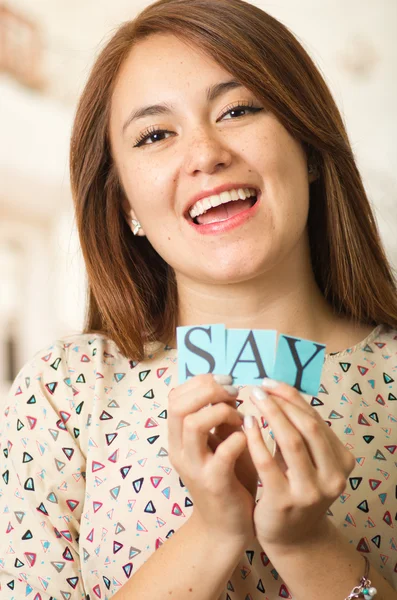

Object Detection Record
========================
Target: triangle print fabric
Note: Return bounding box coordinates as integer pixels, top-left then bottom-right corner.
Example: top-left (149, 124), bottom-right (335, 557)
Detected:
top-left (0, 324), bottom-right (396, 599)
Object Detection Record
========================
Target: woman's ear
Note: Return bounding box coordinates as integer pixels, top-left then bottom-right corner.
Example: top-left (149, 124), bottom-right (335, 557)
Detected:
top-left (127, 207), bottom-right (146, 237)
top-left (110, 165), bottom-right (146, 236)
top-left (120, 189), bottom-right (146, 237)
top-left (308, 164), bottom-right (320, 184)
top-left (306, 146), bottom-right (320, 184)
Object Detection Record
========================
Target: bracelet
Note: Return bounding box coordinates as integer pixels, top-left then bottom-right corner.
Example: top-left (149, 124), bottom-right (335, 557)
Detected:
top-left (344, 555), bottom-right (377, 600)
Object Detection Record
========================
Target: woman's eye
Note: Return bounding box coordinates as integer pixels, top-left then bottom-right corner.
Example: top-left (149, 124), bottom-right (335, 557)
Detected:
top-left (133, 102), bottom-right (263, 147)
top-left (220, 102), bottom-right (263, 121)
top-left (133, 128), bottom-right (173, 148)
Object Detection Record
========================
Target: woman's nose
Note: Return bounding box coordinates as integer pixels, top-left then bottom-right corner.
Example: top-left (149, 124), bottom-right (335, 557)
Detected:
top-left (183, 127), bottom-right (232, 175)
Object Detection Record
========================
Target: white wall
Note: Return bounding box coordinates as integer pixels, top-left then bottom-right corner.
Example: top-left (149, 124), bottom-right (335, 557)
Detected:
top-left (0, 79), bottom-right (85, 390)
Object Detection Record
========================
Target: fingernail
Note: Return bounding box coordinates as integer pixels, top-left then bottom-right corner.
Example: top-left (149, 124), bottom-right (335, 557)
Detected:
top-left (243, 415), bottom-right (255, 429)
top-left (213, 374), bottom-right (233, 385)
top-left (222, 384), bottom-right (239, 397)
top-left (261, 378), bottom-right (279, 389)
top-left (251, 386), bottom-right (268, 401)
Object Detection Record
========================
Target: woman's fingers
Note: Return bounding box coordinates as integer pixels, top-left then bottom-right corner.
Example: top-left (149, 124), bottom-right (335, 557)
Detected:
top-left (214, 419), bottom-right (260, 497)
top-left (273, 442), bottom-right (288, 474)
top-left (210, 430), bottom-right (248, 491)
top-left (168, 374), bottom-right (238, 455)
top-left (249, 386), bottom-right (355, 499)
top-left (243, 415), bottom-right (287, 496)
top-left (253, 393), bottom-right (346, 496)
top-left (250, 388), bottom-right (318, 489)
top-left (183, 402), bottom-right (244, 465)
top-left (207, 431), bottom-right (222, 453)
top-left (260, 380), bottom-right (356, 477)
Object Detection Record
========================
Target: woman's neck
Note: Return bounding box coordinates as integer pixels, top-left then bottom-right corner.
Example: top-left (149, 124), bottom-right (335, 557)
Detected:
top-left (172, 266), bottom-right (374, 355)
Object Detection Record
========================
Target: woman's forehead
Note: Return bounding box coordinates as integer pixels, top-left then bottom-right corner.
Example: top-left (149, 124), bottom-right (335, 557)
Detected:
top-left (110, 34), bottom-right (240, 135)
top-left (114, 33), bottom-right (233, 100)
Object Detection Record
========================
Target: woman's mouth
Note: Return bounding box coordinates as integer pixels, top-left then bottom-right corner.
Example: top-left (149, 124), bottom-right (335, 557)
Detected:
top-left (191, 195), bottom-right (258, 225)
top-left (186, 192), bottom-right (261, 235)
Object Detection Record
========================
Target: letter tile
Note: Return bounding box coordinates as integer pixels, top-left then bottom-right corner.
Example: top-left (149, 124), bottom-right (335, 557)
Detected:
top-left (273, 335), bottom-right (326, 395)
top-left (177, 324), bottom-right (226, 383)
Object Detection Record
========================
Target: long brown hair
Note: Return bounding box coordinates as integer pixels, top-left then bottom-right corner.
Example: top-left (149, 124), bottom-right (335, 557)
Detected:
top-left (70, 0), bottom-right (397, 361)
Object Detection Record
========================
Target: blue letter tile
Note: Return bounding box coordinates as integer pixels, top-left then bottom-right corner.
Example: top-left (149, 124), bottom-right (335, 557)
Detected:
top-left (226, 329), bottom-right (277, 386)
top-left (273, 335), bottom-right (326, 395)
top-left (177, 324), bottom-right (226, 383)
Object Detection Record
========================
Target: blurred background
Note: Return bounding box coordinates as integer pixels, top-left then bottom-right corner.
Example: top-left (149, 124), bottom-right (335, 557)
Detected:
top-left (1, 0), bottom-right (396, 395)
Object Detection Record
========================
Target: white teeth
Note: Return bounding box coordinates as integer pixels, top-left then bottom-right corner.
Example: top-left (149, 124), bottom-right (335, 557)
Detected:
top-left (209, 194), bottom-right (222, 207)
top-left (220, 191), bottom-right (231, 204)
top-left (189, 187), bottom-right (257, 219)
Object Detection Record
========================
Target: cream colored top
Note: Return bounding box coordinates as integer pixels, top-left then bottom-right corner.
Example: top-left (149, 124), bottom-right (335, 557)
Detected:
top-left (0, 325), bottom-right (396, 599)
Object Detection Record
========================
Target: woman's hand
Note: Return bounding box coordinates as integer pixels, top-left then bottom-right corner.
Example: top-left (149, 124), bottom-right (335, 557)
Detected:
top-left (207, 405), bottom-right (259, 500)
top-left (167, 374), bottom-right (256, 546)
top-left (243, 379), bottom-right (356, 549)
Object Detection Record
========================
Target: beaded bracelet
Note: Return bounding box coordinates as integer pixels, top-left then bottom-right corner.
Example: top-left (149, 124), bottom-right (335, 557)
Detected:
top-left (344, 555), bottom-right (377, 600)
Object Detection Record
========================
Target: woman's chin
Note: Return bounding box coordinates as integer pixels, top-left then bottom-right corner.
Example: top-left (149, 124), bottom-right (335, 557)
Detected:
top-left (188, 264), bottom-right (270, 286)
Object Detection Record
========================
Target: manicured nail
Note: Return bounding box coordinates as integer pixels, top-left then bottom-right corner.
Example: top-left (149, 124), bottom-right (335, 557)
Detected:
top-left (244, 415), bottom-right (255, 429)
top-left (251, 386), bottom-right (268, 401)
top-left (261, 378), bottom-right (279, 389)
top-left (213, 374), bottom-right (233, 385)
top-left (222, 384), bottom-right (239, 397)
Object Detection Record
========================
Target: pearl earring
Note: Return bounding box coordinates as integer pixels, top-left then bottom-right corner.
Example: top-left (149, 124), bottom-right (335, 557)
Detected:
top-left (131, 219), bottom-right (142, 236)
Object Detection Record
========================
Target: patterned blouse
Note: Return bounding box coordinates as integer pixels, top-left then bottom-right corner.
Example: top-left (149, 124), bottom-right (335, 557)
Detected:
top-left (1, 324), bottom-right (396, 599)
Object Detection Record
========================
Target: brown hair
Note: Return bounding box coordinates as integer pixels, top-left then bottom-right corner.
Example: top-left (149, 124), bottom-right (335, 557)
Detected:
top-left (70, 0), bottom-right (397, 361)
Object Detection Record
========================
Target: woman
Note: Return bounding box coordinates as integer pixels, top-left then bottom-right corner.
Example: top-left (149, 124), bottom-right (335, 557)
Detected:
top-left (1, 0), bottom-right (396, 598)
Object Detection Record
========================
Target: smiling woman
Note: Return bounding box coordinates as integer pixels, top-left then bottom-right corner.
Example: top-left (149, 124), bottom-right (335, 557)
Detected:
top-left (1, 1), bottom-right (397, 600)
top-left (71, 0), bottom-right (397, 363)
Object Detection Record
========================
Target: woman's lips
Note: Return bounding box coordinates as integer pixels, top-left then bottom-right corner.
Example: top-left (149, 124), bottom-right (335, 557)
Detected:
top-left (186, 193), bottom-right (261, 235)
top-left (195, 198), bottom-right (253, 225)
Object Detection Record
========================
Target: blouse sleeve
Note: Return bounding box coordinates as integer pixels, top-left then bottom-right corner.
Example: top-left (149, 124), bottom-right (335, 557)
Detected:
top-left (0, 339), bottom-right (88, 600)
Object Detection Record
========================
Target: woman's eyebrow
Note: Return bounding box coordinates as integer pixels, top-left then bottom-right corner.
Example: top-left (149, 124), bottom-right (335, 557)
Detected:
top-left (121, 79), bottom-right (243, 135)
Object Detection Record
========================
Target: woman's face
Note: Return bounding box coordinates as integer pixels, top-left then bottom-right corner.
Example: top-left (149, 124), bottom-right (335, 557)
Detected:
top-left (109, 33), bottom-right (312, 285)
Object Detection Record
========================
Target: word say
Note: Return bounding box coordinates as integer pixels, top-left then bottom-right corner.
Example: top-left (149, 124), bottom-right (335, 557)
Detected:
top-left (177, 324), bottom-right (326, 395)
